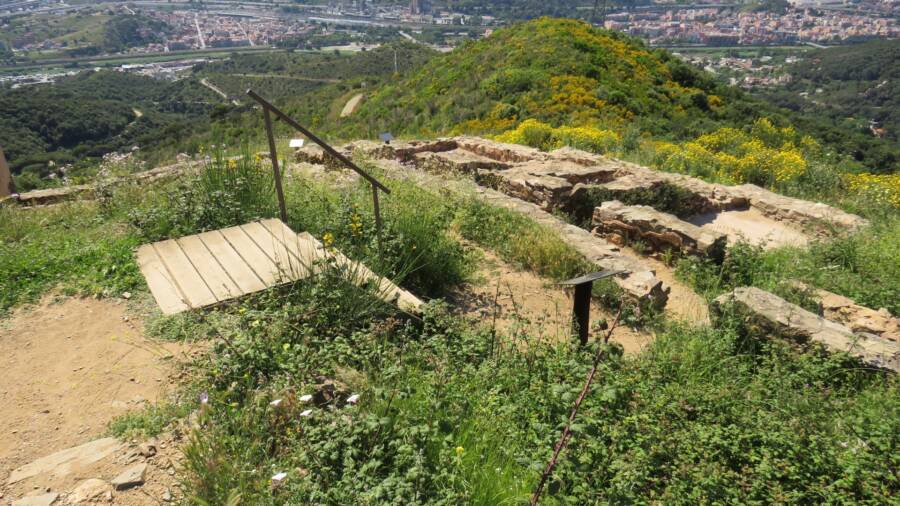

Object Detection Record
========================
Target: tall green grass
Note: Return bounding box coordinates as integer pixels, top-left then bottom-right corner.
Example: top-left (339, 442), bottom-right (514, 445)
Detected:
top-left (453, 198), bottom-right (589, 281)
top-left (678, 216), bottom-right (900, 315)
top-left (174, 281), bottom-right (898, 504)
top-left (0, 201), bottom-right (142, 314)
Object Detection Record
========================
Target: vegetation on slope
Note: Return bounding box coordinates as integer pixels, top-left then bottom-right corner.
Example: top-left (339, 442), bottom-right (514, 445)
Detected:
top-left (758, 38), bottom-right (900, 173)
top-left (344, 18), bottom-right (738, 139)
top-left (0, 70), bottom-right (218, 190)
top-left (2, 142), bottom-right (897, 503)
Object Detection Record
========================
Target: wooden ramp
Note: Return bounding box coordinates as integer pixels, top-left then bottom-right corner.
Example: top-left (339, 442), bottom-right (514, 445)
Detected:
top-left (137, 219), bottom-right (423, 315)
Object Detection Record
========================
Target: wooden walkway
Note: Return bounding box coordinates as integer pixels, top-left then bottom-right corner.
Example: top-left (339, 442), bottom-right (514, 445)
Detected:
top-left (137, 219), bottom-right (423, 315)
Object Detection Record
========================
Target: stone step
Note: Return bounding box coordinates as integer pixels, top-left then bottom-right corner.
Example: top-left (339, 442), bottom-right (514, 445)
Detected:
top-left (593, 200), bottom-right (727, 261)
top-left (713, 287), bottom-right (900, 372)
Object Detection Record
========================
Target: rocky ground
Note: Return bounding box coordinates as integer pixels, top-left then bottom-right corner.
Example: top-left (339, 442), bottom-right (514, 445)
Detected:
top-left (0, 296), bottom-right (195, 505)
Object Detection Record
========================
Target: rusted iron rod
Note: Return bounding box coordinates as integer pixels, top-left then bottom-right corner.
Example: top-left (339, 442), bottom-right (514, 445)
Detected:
top-left (263, 107), bottom-right (288, 222)
top-left (372, 184), bottom-right (383, 256)
top-left (246, 89), bottom-right (390, 194)
top-left (530, 308), bottom-right (622, 506)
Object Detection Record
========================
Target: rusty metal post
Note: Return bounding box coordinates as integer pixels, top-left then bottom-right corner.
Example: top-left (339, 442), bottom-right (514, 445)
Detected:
top-left (572, 283), bottom-right (592, 346)
top-left (372, 185), bottom-right (383, 258)
top-left (263, 108), bottom-right (288, 223)
top-left (560, 270), bottom-right (624, 346)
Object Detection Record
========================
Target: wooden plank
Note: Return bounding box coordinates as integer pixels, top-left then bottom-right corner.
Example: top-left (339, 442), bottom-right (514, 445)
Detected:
top-left (136, 244), bottom-right (190, 315)
top-left (153, 239), bottom-right (218, 308)
top-left (257, 219), bottom-right (324, 274)
top-left (240, 221), bottom-right (314, 280)
top-left (218, 224), bottom-right (284, 285)
top-left (176, 235), bottom-right (242, 302)
top-left (196, 230), bottom-right (267, 295)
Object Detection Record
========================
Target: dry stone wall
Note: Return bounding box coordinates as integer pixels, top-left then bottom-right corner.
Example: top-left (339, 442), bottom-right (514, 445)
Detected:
top-left (593, 200), bottom-right (727, 261)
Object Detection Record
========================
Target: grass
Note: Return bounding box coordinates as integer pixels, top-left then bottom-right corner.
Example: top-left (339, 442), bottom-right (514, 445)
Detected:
top-left (0, 201), bottom-right (143, 315)
top-left (171, 280), bottom-right (898, 504)
top-left (677, 216), bottom-right (900, 316)
top-left (109, 396), bottom-right (196, 440)
top-left (453, 198), bottom-right (589, 282)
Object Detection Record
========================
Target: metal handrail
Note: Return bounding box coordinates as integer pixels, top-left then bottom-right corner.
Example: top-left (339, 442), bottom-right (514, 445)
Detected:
top-left (246, 89), bottom-right (388, 254)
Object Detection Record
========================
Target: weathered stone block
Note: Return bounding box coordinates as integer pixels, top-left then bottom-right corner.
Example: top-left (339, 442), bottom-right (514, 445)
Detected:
top-left (414, 149), bottom-right (510, 174)
top-left (790, 282), bottom-right (899, 342)
top-left (593, 200), bottom-right (727, 260)
top-left (455, 136), bottom-right (547, 163)
top-left (732, 184), bottom-right (869, 234)
top-left (713, 287), bottom-right (900, 372)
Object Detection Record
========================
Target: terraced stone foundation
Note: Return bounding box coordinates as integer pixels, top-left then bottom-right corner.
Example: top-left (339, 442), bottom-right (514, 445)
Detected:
top-left (305, 136), bottom-right (871, 327)
top-left (714, 287), bottom-right (900, 372)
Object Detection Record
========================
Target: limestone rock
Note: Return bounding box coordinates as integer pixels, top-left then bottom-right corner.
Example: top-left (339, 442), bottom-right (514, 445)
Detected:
top-left (69, 479), bottom-right (111, 503)
top-left (732, 184), bottom-right (869, 234)
top-left (7, 438), bottom-right (122, 485)
top-left (455, 136), bottom-right (547, 163)
top-left (138, 440), bottom-right (157, 458)
top-left (791, 282), bottom-right (899, 342)
top-left (111, 463), bottom-right (148, 490)
top-left (713, 287), bottom-right (900, 372)
top-left (593, 200), bottom-right (727, 260)
top-left (414, 149), bottom-right (510, 175)
top-left (12, 493), bottom-right (59, 506)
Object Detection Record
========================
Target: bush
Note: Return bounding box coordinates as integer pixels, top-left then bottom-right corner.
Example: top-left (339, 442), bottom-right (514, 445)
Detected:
top-left (495, 119), bottom-right (620, 154)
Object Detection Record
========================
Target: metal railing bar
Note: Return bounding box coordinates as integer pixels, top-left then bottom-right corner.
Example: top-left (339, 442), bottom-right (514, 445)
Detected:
top-left (246, 89), bottom-right (390, 194)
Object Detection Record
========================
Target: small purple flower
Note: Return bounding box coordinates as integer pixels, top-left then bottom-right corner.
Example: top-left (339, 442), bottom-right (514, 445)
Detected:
top-left (199, 392), bottom-right (209, 405)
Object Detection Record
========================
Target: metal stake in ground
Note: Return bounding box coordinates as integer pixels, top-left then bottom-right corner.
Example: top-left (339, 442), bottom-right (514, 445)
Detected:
top-left (560, 270), bottom-right (623, 345)
top-left (530, 308), bottom-right (622, 506)
top-left (263, 108), bottom-right (288, 223)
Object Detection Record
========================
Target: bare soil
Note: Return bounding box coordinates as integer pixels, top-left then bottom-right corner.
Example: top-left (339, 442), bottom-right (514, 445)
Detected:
top-left (0, 296), bottom-right (191, 504)
top-left (690, 207), bottom-right (809, 249)
top-left (451, 248), bottom-right (654, 354)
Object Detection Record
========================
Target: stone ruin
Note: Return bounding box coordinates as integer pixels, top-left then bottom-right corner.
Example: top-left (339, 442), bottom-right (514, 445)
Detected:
top-left (295, 135), bottom-right (898, 371)
top-left (298, 135), bottom-right (867, 270)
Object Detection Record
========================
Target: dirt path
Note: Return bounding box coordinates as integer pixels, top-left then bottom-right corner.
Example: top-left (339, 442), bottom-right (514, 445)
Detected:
top-left (340, 93), bottom-right (364, 118)
top-left (451, 247), bottom-right (654, 354)
top-left (0, 296), bottom-right (191, 504)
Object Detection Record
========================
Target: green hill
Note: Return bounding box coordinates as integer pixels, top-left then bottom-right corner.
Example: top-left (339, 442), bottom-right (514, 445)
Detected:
top-left (0, 71), bottom-right (218, 189)
top-left (341, 18), bottom-right (766, 140)
top-left (334, 19), bottom-right (895, 179)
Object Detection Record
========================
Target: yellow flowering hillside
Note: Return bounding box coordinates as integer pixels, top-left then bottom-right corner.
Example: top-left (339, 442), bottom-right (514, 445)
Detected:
top-left (652, 118), bottom-right (813, 187)
top-left (844, 173), bottom-right (900, 208)
top-left (344, 18), bottom-right (726, 139)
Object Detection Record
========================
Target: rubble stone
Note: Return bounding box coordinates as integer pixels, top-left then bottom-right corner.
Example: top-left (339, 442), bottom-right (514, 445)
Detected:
top-left (12, 493), bottom-right (59, 506)
top-left (69, 479), bottom-right (111, 503)
top-left (111, 463), bottom-right (147, 491)
top-left (791, 282), bottom-right (899, 342)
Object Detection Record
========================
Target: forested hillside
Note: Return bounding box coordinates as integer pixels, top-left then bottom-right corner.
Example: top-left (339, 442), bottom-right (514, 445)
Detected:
top-left (342, 18), bottom-right (786, 141)
top-left (758, 39), bottom-right (899, 173)
top-left (0, 71), bottom-right (217, 189)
